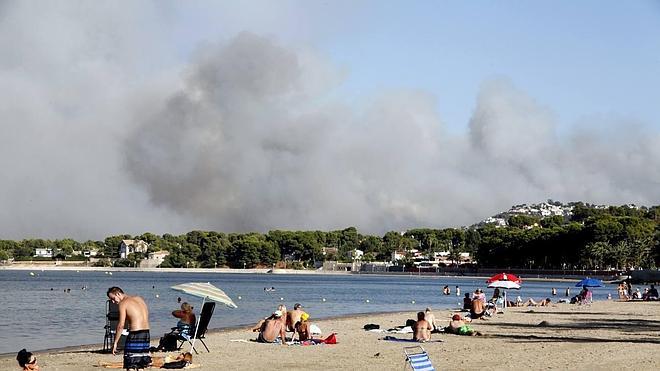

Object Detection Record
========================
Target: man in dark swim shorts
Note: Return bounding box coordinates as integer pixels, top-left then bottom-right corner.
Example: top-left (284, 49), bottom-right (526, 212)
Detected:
top-left (107, 286), bottom-right (152, 370)
top-left (124, 329), bottom-right (152, 369)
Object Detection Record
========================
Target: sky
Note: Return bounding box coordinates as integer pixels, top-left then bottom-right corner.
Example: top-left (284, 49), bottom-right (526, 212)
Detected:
top-left (1, 0), bottom-right (660, 240)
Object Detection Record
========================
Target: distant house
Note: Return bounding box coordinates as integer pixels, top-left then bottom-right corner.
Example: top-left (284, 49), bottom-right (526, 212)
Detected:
top-left (322, 246), bottom-right (338, 256)
top-left (119, 240), bottom-right (149, 259)
top-left (34, 248), bottom-right (53, 258)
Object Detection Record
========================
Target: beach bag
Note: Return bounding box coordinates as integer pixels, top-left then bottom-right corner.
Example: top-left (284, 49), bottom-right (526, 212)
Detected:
top-left (158, 334), bottom-right (179, 352)
top-left (363, 324), bottom-right (380, 330)
top-left (321, 333), bottom-right (337, 344)
top-left (161, 360), bottom-right (189, 369)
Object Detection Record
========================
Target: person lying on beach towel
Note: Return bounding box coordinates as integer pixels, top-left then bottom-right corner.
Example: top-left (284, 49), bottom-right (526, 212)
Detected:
top-left (380, 335), bottom-right (443, 343)
top-left (98, 352), bottom-right (197, 369)
top-left (523, 298), bottom-right (551, 307)
top-left (445, 314), bottom-right (483, 336)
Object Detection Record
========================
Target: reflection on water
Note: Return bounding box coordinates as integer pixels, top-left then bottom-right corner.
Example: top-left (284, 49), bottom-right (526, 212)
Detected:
top-left (0, 270), bottom-right (614, 353)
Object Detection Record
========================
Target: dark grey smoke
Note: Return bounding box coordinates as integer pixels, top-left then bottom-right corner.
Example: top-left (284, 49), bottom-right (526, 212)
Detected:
top-left (124, 34), bottom-right (660, 235)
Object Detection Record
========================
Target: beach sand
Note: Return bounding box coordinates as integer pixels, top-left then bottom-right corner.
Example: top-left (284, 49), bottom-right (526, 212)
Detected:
top-left (2, 300), bottom-right (658, 370)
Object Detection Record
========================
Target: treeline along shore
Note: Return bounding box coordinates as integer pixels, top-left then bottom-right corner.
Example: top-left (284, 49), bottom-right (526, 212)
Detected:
top-left (1, 202), bottom-right (659, 272)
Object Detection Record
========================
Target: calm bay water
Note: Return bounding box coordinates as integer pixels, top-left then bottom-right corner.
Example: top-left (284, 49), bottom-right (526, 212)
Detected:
top-left (0, 270), bottom-right (614, 354)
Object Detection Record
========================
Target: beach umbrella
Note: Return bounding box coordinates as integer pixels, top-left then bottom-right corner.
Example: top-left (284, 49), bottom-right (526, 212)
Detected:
top-left (487, 280), bottom-right (521, 290)
top-left (486, 272), bottom-right (522, 284)
top-left (575, 278), bottom-right (603, 288)
top-left (487, 280), bottom-right (521, 313)
top-left (171, 282), bottom-right (238, 352)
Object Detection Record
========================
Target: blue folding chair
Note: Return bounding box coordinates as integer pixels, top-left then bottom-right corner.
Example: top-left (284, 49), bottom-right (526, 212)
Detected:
top-left (404, 346), bottom-right (435, 371)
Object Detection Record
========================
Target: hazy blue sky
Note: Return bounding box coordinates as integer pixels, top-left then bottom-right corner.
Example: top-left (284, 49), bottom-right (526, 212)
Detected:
top-left (2, 1), bottom-right (660, 239)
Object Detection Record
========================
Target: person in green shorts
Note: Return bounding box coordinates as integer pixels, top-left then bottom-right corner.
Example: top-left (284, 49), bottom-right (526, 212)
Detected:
top-left (447, 314), bottom-right (483, 336)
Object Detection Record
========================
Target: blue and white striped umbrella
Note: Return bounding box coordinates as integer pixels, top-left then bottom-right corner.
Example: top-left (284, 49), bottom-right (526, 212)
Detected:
top-left (171, 282), bottom-right (238, 308)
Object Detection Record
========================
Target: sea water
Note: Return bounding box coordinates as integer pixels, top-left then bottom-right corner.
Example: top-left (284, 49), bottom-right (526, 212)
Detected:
top-left (0, 270), bottom-right (613, 354)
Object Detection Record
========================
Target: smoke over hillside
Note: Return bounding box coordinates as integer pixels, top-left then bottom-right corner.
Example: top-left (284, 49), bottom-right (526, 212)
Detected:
top-left (124, 33), bottom-right (660, 234)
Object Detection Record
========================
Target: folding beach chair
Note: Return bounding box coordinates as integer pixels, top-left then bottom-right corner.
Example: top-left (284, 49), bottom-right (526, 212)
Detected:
top-left (404, 346), bottom-right (435, 371)
top-left (178, 302), bottom-right (215, 354)
top-left (103, 300), bottom-right (128, 353)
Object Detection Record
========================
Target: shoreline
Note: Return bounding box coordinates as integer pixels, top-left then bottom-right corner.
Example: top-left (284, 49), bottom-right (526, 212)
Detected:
top-left (0, 265), bottom-right (591, 282)
top-left (2, 300), bottom-right (658, 370)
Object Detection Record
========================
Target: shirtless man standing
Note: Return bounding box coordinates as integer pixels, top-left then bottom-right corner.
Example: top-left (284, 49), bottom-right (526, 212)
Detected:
top-left (107, 286), bottom-right (151, 370)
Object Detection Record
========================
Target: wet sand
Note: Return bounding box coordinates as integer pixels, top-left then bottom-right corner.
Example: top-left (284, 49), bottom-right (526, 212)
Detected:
top-left (1, 300), bottom-right (658, 370)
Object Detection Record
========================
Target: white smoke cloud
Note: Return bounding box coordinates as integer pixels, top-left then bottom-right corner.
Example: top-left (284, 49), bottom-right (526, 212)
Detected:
top-left (2, 2), bottom-right (659, 240)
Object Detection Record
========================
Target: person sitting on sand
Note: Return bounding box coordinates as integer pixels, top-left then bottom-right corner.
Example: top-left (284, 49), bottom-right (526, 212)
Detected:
top-left (647, 285), bottom-right (659, 301)
top-left (472, 288), bottom-right (486, 303)
top-left (412, 311), bottom-right (432, 342)
top-left (471, 296), bottom-right (486, 319)
top-left (171, 302), bottom-right (196, 339)
top-left (251, 304), bottom-right (287, 332)
top-left (16, 349), bottom-right (39, 371)
top-left (446, 314), bottom-right (482, 336)
top-left (462, 293), bottom-right (472, 311)
top-left (424, 307), bottom-right (439, 332)
top-left (256, 310), bottom-right (287, 345)
top-left (293, 312), bottom-right (312, 341)
top-left (490, 288), bottom-right (501, 303)
top-left (523, 298), bottom-right (552, 307)
top-left (286, 303), bottom-right (305, 332)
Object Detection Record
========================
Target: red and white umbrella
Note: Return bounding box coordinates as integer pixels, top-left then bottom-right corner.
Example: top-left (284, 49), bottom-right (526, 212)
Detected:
top-left (486, 272), bottom-right (522, 284)
top-left (487, 280), bottom-right (521, 290)
top-left (485, 275), bottom-right (522, 313)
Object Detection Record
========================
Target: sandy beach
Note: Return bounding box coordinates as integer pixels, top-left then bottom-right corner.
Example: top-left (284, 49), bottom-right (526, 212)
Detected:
top-left (2, 300), bottom-right (658, 370)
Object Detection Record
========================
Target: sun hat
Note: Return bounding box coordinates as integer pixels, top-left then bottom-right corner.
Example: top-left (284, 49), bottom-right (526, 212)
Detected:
top-left (301, 312), bottom-right (309, 321)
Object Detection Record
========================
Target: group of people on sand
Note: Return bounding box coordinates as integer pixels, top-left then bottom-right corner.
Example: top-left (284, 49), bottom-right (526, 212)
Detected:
top-left (410, 307), bottom-right (482, 342)
top-left (251, 302), bottom-right (314, 344)
top-left (618, 282), bottom-right (659, 301)
top-left (461, 288), bottom-right (497, 319)
top-left (94, 287), bottom-right (196, 370)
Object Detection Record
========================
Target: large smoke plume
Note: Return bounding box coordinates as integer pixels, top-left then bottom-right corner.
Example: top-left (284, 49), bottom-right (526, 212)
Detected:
top-left (1, 3), bottom-right (659, 239)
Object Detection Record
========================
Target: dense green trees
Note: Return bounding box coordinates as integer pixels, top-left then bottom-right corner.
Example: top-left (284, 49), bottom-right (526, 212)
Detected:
top-left (1, 203), bottom-right (659, 270)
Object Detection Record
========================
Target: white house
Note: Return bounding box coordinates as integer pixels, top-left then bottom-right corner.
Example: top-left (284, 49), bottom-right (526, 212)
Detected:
top-left (119, 240), bottom-right (149, 259)
top-left (34, 248), bottom-right (53, 258)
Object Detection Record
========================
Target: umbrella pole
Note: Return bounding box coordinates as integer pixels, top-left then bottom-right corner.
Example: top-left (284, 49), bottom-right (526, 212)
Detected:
top-left (503, 291), bottom-right (507, 313)
top-left (190, 296), bottom-right (206, 354)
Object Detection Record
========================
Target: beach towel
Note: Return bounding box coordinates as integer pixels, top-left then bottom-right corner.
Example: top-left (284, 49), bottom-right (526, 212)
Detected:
top-left (386, 326), bottom-right (413, 334)
top-left (124, 330), bottom-right (151, 370)
top-left (380, 336), bottom-right (443, 343)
